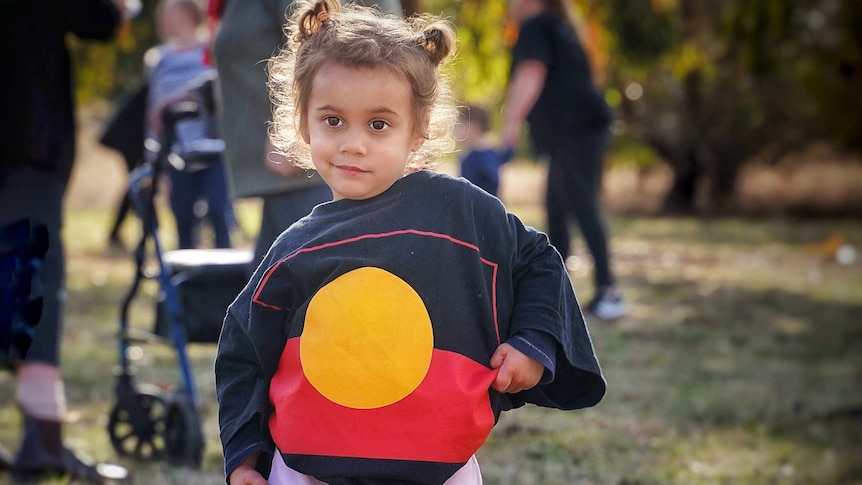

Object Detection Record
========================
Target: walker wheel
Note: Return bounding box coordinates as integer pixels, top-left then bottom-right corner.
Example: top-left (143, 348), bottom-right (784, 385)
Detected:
top-left (164, 395), bottom-right (205, 468)
top-left (107, 391), bottom-right (169, 461)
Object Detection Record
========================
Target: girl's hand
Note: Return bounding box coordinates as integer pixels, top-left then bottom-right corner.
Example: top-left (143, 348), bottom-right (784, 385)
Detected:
top-left (489, 343), bottom-right (544, 393)
top-left (228, 454), bottom-right (268, 485)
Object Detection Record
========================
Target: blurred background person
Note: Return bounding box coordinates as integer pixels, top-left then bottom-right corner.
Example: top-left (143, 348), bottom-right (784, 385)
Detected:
top-left (0, 0), bottom-right (130, 482)
top-left (456, 104), bottom-right (513, 197)
top-left (502, 0), bottom-right (627, 321)
top-left (99, 82), bottom-right (148, 251)
top-left (148, 0), bottom-right (235, 250)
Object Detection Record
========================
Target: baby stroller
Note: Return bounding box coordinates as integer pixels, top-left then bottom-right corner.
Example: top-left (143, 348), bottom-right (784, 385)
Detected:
top-left (106, 85), bottom-right (252, 468)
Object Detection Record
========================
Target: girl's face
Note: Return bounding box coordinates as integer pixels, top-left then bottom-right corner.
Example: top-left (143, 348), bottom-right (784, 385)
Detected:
top-left (303, 63), bottom-right (425, 201)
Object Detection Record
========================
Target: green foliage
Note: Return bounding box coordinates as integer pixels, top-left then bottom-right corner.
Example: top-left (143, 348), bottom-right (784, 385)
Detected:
top-left (726, 1), bottom-right (794, 77)
top-left (424, 0), bottom-right (511, 112)
top-left (451, 0), bottom-right (511, 108)
top-left (597, 0), bottom-right (862, 210)
top-left (607, 135), bottom-right (662, 170)
top-left (604, 0), bottom-right (676, 66)
top-left (69, 3), bottom-right (159, 103)
top-left (794, 0), bottom-right (862, 152)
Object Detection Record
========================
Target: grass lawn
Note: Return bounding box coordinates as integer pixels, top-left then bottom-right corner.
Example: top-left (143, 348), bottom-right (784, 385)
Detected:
top-left (1, 157), bottom-right (861, 484)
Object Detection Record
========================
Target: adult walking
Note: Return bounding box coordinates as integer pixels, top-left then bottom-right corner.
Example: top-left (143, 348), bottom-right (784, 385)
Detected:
top-left (502, 0), bottom-right (627, 320)
top-left (0, 0), bottom-right (130, 482)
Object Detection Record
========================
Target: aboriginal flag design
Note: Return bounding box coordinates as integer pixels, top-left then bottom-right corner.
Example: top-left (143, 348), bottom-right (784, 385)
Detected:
top-left (253, 230), bottom-right (505, 484)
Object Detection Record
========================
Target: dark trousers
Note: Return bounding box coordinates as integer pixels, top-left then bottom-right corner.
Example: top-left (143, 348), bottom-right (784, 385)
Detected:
top-left (168, 160), bottom-right (234, 249)
top-left (0, 165), bottom-right (70, 365)
top-left (545, 130), bottom-right (614, 290)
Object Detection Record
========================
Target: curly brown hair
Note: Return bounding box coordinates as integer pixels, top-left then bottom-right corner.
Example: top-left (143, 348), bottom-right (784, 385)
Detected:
top-left (268, 0), bottom-right (458, 171)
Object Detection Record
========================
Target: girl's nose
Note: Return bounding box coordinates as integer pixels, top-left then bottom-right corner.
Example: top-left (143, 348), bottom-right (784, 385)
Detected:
top-left (340, 128), bottom-right (367, 156)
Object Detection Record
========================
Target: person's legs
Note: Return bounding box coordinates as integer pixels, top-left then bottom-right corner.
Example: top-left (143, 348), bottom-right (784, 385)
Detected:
top-left (545, 157), bottom-right (572, 261)
top-left (1, 167), bottom-right (66, 474)
top-left (253, 183), bottom-right (332, 268)
top-left (107, 155), bottom-right (139, 249)
top-left (107, 193), bottom-right (132, 247)
top-left (1, 165), bottom-right (127, 481)
top-left (550, 132), bottom-right (627, 320)
top-left (202, 161), bottom-right (234, 249)
top-left (552, 132), bottom-right (613, 290)
top-left (0, 167), bottom-right (66, 367)
top-left (168, 169), bottom-right (199, 249)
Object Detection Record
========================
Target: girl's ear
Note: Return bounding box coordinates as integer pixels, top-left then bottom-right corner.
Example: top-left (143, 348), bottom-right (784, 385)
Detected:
top-left (411, 116), bottom-right (430, 152)
top-left (300, 117), bottom-right (311, 144)
top-left (411, 136), bottom-right (425, 153)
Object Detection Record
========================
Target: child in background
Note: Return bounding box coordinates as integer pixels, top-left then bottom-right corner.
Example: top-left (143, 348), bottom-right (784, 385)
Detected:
top-left (456, 104), bottom-right (513, 197)
top-left (147, 0), bottom-right (233, 249)
top-left (215, 1), bottom-right (605, 484)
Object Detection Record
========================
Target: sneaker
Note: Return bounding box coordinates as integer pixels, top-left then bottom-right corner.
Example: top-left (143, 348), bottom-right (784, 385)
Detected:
top-left (586, 288), bottom-right (628, 321)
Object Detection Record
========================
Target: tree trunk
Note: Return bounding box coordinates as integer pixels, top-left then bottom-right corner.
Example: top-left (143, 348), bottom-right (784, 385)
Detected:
top-left (661, 151), bottom-right (700, 214)
top-left (707, 155), bottom-right (742, 212)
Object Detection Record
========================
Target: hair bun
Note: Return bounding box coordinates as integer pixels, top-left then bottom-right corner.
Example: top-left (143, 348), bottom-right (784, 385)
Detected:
top-left (418, 21), bottom-right (455, 67)
top-left (295, 0), bottom-right (340, 43)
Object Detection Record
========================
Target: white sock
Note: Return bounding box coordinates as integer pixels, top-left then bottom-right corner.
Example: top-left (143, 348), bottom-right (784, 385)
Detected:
top-left (16, 365), bottom-right (67, 421)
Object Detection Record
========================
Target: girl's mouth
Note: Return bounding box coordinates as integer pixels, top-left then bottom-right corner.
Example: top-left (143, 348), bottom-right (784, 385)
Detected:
top-left (335, 164), bottom-right (367, 174)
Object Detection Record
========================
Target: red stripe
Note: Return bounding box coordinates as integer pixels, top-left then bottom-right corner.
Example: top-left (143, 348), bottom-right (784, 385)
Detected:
top-left (269, 339), bottom-right (498, 463)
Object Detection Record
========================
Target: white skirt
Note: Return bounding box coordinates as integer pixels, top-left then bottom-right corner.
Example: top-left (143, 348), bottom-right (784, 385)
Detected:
top-left (269, 452), bottom-right (483, 485)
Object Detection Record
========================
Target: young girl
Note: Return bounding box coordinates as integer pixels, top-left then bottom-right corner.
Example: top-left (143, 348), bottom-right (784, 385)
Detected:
top-left (215, 1), bottom-right (605, 483)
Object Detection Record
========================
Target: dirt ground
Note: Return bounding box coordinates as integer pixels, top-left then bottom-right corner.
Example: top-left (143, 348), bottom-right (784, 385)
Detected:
top-left (70, 112), bottom-right (862, 217)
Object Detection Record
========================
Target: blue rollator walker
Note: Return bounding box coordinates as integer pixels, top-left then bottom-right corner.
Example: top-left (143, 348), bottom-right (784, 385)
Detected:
top-left (107, 99), bottom-right (252, 468)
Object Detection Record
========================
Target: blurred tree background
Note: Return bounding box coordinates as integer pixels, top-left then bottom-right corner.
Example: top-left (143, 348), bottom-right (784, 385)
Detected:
top-left (71, 0), bottom-right (861, 214)
top-left (68, 0), bottom-right (159, 103)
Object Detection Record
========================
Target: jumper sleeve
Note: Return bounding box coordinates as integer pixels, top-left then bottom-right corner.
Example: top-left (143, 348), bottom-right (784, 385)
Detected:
top-left (507, 328), bottom-right (557, 384)
top-left (505, 213), bottom-right (606, 410)
top-left (216, 250), bottom-right (293, 480)
top-left (215, 302), bottom-right (275, 480)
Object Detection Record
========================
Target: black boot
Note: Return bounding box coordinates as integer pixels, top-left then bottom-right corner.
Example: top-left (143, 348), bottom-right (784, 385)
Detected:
top-left (13, 414), bottom-right (129, 483)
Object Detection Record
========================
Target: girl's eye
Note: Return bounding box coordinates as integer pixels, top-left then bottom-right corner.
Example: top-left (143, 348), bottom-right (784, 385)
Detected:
top-left (369, 119), bottom-right (390, 131)
top-left (324, 116), bottom-right (343, 127)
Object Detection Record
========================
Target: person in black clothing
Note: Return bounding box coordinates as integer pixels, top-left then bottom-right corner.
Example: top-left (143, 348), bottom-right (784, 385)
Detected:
top-left (0, 1), bottom-right (130, 482)
top-left (100, 82), bottom-right (148, 250)
top-left (502, 0), bottom-right (627, 320)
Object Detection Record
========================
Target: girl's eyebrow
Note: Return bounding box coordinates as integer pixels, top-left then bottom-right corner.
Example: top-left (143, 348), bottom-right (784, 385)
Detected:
top-left (314, 104), bottom-right (402, 118)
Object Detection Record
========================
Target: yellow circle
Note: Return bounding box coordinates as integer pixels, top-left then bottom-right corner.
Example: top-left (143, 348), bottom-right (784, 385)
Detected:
top-left (300, 267), bottom-right (434, 409)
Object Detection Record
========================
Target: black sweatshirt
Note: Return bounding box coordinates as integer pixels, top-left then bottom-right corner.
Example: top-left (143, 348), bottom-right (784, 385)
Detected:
top-left (216, 170), bottom-right (605, 484)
